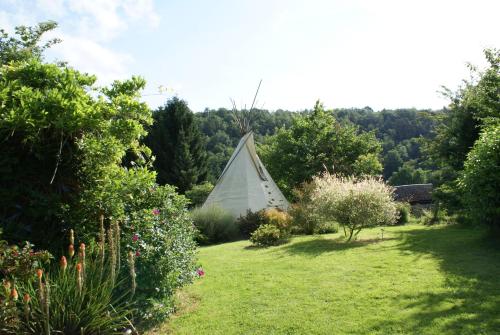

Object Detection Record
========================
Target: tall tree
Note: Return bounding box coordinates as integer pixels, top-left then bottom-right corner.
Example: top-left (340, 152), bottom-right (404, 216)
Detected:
top-left (427, 49), bottom-right (499, 213)
top-left (260, 101), bottom-right (382, 198)
top-left (145, 97), bottom-right (207, 193)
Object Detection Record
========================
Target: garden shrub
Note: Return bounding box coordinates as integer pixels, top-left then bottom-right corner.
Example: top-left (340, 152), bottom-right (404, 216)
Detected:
top-left (122, 184), bottom-right (197, 323)
top-left (250, 224), bottom-right (288, 247)
top-left (185, 182), bottom-right (214, 208)
top-left (459, 123), bottom-right (500, 232)
top-left (263, 208), bottom-right (292, 233)
top-left (190, 206), bottom-right (239, 244)
top-left (0, 24), bottom-right (198, 325)
top-left (316, 221), bottom-right (339, 234)
top-left (237, 209), bottom-right (267, 238)
top-left (289, 182), bottom-right (324, 235)
top-left (311, 173), bottom-right (398, 241)
top-left (238, 208), bottom-right (292, 239)
top-left (395, 202), bottom-right (411, 225)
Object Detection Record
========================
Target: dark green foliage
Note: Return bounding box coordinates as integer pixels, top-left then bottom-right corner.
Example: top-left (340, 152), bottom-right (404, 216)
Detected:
top-left (315, 221), bottom-right (339, 234)
top-left (395, 202), bottom-right (411, 225)
top-left (459, 123), bottom-right (500, 230)
top-left (237, 209), bottom-right (267, 238)
top-left (145, 97), bottom-right (208, 193)
top-left (260, 102), bottom-right (382, 198)
top-left (190, 206), bottom-right (239, 244)
top-left (388, 163), bottom-right (428, 185)
top-left (195, 105), bottom-right (441, 185)
top-left (250, 224), bottom-right (288, 247)
top-left (289, 182), bottom-right (324, 235)
top-left (194, 108), bottom-right (296, 182)
top-left (185, 182), bottom-right (214, 208)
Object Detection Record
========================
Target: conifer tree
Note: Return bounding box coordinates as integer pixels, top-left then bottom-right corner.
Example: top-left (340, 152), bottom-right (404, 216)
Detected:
top-left (145, 97), bottom-right (208, 193)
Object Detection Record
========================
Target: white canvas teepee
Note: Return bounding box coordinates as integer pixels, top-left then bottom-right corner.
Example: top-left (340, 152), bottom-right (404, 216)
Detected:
top-left (203, 131), bottom-right (289, 218)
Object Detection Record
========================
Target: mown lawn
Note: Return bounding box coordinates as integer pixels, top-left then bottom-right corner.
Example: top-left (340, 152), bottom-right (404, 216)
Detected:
top-left (148, 224), bottom-right (500, 335)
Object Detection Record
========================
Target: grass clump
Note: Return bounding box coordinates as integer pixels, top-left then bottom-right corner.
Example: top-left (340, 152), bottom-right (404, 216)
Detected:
top-left (191, 206), bottom-right (238, 244)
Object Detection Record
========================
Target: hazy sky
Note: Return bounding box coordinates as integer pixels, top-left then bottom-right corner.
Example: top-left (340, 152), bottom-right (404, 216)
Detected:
top-left (1, 0), bottom-right (499, 112)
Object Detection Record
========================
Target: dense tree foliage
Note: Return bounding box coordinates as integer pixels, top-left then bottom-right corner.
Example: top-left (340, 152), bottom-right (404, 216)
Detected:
top-left (260, 102), bottom-right (382, 198)
top-left (0, 23), bottom-right (197, 321)
top-left (459, 123), bottom-right (500, 230)
top-left (195, 105), bottom-right (441, 186)
top-left (194, 108), bottom-right (295, 182)
top-left (427, 49), bottom-right (499, 217)
top-left (145, 97), bottom-right (207, 193)
top-left (334, 108), bottom-right (441, 183)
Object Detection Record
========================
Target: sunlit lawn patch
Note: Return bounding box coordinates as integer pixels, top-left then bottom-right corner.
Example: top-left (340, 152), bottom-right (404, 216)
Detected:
top-left (148, 224), bottom-right (500, 335)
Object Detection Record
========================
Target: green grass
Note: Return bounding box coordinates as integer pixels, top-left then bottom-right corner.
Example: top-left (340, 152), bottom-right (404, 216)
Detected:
top-left (148, 224), bottom-right (500, 335)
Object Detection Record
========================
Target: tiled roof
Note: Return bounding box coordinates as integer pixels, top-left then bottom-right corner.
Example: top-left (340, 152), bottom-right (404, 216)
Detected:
top-left (394, 184), bottom-right (433, 204)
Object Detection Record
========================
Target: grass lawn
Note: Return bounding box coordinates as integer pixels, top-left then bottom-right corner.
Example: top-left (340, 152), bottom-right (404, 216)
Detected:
top-left (147, 224), bottom-right (500, 335)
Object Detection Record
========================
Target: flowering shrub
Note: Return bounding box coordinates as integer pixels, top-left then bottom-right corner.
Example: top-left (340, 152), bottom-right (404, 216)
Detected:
top-left (0, 241), bottom-right (51, 283)
top-left (250, 224), bottom-right (288, 247)
top-left (311, 173), bottom-right (398, 241)
top-left (0, 230), bottom-right (134, 335)
top-left (120, 185), bottom-right (197, 323)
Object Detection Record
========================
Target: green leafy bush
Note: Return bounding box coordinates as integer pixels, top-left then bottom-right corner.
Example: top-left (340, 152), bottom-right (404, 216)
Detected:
top-left (237, 208), bottom-right (292, 238)
top-left (289, 182), bottom-right (325, 235)
top-left (0, 24), bottom-right (198, 324)
top-left (250, 224), bottom-right (288, 247)
top-left (311, 173), bottom-right (398, 241)
top-left (185, 182), bottom-right (214, 208)
top-left (395, 202), bottom-right (411, 225)
top-left (122, 184), bottom-right (197, 322)
top-left (316, 222), bottom-right (339, 234)
top-left (459, 123), bottom-right (500, 231)
top-left (264, 208), bottom-right (292, 233)
top-left (237, 209), bottom-right (267, 238)
top-left (190, 206), bottom-right (239, 244)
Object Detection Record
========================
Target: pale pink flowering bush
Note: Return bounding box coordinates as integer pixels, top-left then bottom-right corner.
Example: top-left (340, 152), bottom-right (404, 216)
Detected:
top-left (311, 172), bottom-right (398, 241)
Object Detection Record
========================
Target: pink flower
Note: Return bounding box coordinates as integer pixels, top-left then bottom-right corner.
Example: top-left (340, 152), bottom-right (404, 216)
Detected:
top-left (196, 268), bottom-right (205, 277)
top-left (132, 234), bottom-right (139, 242)
top-left (152, 208), bottom-right (160, 215)
top-left (135, 250), bottom-right (141, 257)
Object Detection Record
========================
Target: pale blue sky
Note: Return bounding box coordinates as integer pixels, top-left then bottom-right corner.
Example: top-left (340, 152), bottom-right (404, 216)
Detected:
top-left (1, 0), bottom-right (499, 111)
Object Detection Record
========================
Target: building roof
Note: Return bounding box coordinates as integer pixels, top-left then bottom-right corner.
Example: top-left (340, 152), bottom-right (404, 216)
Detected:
top-left (394, 183), bottom-right (433, 204)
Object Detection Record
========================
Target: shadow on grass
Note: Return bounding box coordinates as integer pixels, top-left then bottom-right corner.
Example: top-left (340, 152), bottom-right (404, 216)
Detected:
top-left (374, 225), bottom-right (500, 334)
top-left (281, 236), bottom-right (394, 257)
